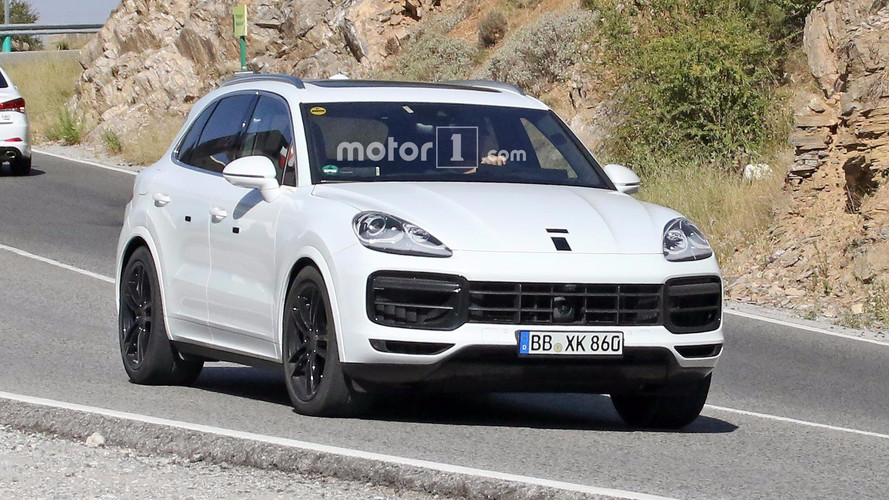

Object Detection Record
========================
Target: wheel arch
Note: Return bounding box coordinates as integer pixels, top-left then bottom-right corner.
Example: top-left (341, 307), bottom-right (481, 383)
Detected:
top-left (276, 247), bottom-right (345, 362)
top-left (117, 228), bottom-right (175, 340)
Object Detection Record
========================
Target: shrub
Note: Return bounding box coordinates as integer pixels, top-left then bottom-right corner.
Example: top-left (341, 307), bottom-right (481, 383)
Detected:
top-left (505, 0), bottom-right (542, 8)
top-left (607, 11), bottom-right (779, 171)
top-left (45, 109), bottom-right (82, 145)
top-left (476, 9), bottom-right (595, 95)
top-left (379, 27), bottom-right (480, 81)
top-left (102, 130), bottom-right (122, 155)
top-left (478, 11), bottom-right (508, 48)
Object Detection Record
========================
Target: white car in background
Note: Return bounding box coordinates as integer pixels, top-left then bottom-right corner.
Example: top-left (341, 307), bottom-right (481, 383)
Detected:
top-left (0, 66), bottom-right (30, 176)
top-left (116, 74), bottom-right (724, 429)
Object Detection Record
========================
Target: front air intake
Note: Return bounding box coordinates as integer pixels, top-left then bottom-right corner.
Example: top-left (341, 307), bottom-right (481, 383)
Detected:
top-left (367, 273), bottom-right (466, 330)
top-left (664, 276), bottom-right (722, 333)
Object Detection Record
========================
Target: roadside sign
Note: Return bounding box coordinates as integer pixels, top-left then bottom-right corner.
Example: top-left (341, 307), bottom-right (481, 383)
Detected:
top-left (233, 5), bottom-right (248, 38)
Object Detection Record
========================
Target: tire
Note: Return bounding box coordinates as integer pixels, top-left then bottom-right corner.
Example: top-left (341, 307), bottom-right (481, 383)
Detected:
top-left (11, 157), bottom-right (30, 176)
top-left (282, 266), bottom-right (366, 417)
top-left (119, 247), bottom-right (203, 385)
top-left (611, 374), bottom-right (711, 429)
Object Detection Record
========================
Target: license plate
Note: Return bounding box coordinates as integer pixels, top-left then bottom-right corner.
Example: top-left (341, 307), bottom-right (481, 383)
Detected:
top-left (518, 331), bottom-right (623, 356)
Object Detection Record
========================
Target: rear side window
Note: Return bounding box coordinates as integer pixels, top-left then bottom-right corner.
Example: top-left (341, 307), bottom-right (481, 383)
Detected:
top-left (0, 72), bottom-right (8, 88)
top-left (239, 95), bottom-right (296, 186)
top-left (184, 94), bottom-right (257, 173)
top-left (176, 102), bottom-right (217, 165)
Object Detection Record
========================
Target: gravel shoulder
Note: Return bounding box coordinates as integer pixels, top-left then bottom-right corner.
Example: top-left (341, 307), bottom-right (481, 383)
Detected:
top-left (0, 424), bottom-right (436, 499)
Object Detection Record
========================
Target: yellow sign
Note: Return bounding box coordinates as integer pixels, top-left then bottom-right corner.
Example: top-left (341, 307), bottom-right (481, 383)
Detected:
top-left (233, 5), bottom-right (248, 38)
top-left (310, 106), bottom-right (327, 116)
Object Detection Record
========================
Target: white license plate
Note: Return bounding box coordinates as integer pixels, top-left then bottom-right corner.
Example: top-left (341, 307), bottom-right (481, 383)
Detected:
top-left (518, 331), bottom-right (623, 356)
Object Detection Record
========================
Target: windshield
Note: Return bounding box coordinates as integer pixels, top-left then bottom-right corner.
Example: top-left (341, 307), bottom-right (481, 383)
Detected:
top-left (301, 102), bottom-right (612, 189)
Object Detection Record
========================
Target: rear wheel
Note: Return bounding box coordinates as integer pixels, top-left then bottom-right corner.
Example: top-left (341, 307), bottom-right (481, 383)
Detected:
top-left (10, 157), bottom-right (30, 176)
top-left (282, 267), bottom-right (366, 417)
top-left (611, 374), bottom-right (711, 429)
top-left (119, 247), bottom-right (203, 385)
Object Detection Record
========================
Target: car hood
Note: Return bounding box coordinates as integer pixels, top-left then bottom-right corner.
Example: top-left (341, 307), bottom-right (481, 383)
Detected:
top-left (313, 182), bottom-right (675, 254)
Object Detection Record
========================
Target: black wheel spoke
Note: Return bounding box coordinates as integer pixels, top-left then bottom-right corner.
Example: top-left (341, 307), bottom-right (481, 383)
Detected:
top-left (122, 322), bottom-right (139, 346)
top-left (286, 280), bottom-right (331, 402)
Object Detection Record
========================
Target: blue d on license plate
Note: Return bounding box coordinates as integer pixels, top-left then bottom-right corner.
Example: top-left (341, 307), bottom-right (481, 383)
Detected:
top-left (518, 331), bottom-right (623, 356)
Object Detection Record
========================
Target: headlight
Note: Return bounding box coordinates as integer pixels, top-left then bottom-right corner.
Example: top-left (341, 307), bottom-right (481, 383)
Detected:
top-left (353, 212), bottom-right (452, 258)
top-left (663, 218), bottom-right (712, 261)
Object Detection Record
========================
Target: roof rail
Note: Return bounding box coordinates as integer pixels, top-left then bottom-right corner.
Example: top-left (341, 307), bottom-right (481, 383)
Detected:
top-left (222, 73), bottom-right (305, 89)
top-left (443, 79), bottom-right (525, 96)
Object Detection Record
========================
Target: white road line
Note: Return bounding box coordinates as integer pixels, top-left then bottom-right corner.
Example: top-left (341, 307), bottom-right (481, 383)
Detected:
top-left (2, 244), bottom-right (889, 444)
top-left (0, 391), bottom-right (671, 500)
top-left (0, 243), bottom-right (115, 284)
top-left (724, 309), bottom-right (888, 347)
top-left (705, 404), bottom-right (889, 441)
top-left (32, 148), bottom-right (139, 176)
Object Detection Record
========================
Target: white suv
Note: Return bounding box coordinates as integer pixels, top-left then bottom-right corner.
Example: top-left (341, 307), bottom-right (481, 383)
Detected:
top-left (0, 66), bottom-right (31, 176)
top-left (116, 74), bottom-right (723, 428)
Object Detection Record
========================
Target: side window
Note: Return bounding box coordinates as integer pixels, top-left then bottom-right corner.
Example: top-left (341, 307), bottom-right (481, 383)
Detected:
top-left (176, 102), bottom-right (217, 165)
top-left (239, 95), bottom-right (296, 186)
top-left (187, 94), bottom-right (257, 173)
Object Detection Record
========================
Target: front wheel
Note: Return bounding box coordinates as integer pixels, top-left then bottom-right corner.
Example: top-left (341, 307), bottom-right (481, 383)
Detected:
top-left (611, 374), bottom-right (711, 429)
top-left (119, 247), bottom-right (203, 385)
top-left (282, 267), bottom-right (366, 417)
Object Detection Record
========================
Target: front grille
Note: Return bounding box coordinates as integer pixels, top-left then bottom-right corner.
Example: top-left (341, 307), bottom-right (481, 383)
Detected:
top-left (664, 277), bottom-right (722, 333)
top-left (467, 282), bottom-right (662, 326)
top-left (367, 272), bottom-right (722, 333)
top-left (367, 273), bottom-right (465, 330)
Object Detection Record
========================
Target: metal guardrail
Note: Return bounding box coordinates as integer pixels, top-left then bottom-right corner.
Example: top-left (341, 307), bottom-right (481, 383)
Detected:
top-left (0, 23), bottom-right (104, 36)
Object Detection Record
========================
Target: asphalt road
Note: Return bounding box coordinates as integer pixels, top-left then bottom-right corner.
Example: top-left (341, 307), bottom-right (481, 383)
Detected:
top-left (1, 153), bottom-right (888, 499)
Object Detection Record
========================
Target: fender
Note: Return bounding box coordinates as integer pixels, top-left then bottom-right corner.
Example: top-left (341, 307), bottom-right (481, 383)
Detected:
top-left (117, 226), bottom-right (176, 341)
top-left (274, 244), bottom-right (346, 363)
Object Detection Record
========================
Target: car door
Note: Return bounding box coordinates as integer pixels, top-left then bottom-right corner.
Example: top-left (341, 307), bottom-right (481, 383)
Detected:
top-left (206, 93), bottom-right (295, 359)
top-left (148, 104), bottom-right (218, 343)
top-left (161, 92), bottom-right (258, 343)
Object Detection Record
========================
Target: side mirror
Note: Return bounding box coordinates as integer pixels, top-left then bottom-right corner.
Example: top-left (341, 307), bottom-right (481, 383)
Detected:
top-left (222, 156), bottom-right (281, 202)
top-left (603, 164), bottom-right (641, 195)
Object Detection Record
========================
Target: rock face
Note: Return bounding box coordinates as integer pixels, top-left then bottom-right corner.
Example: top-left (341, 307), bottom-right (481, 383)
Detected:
top-left (727, 0), bottom-right (889, 321)
top-left (73, 0), bottom-right (444, 139)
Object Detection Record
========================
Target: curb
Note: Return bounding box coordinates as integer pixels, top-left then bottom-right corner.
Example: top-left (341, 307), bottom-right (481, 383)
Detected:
top-left (0, 394), bottom-right (658, 500)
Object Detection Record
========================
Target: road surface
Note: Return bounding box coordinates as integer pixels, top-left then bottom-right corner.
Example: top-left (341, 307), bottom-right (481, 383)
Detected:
top-left (0, 153), bottom-right (887, 499)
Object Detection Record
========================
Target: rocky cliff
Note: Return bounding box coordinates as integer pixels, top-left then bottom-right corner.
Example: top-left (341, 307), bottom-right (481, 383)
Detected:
top-left (726, 0), bottom-right (889, 323)
top-left (73, 0), bottom-right (444, 139)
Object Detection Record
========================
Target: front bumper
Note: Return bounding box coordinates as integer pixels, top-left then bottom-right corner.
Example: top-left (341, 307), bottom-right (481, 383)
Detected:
top-left (329, 245), bottom-right (724, 389)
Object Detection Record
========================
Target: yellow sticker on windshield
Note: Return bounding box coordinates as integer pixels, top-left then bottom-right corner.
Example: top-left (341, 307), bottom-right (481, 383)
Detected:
top-left (310, 106), bottom-right (327, 116)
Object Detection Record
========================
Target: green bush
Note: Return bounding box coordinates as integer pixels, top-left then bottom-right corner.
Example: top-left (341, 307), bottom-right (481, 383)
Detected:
top-left (478, 11), bottom-right (508, 48)
top-left (608, 11), bottom-right (779, 170)
top-left (45, 109), bottom-right (82, 145)
top-left (378, 27), bottom-right (480, 82)
top-left (476, 9), bottom-right (595, 95)
top-left (102, 130), bottom-right (122, 155)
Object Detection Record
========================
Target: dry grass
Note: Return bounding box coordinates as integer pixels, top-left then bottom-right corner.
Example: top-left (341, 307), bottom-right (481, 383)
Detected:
top-left (637, 164), bottom-right (786, 266)
top-left (2, 55), bottom-right (82, 138)
top-left (118, 116), bottom-right (185, 165)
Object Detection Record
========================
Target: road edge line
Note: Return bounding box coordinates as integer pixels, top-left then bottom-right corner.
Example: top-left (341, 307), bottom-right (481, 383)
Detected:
top-left (724, 309), bottom-right (888, 347)
top-left (0, 243), bottom-right (115, 284)
top-left (33, 148), bottom-right (139, 176)
top-left (704, 404), bottom-right (889, 441)
top-left (0, 391), bottom-right (670, 500)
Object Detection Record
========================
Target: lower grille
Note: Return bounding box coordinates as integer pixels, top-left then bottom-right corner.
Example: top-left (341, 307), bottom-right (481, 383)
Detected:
top-left (664, 276), bottom-right (722, 333)
top-left (467, 282), bottom-right (662, 326)
top-left (367, 273), bottom-right (465, 330)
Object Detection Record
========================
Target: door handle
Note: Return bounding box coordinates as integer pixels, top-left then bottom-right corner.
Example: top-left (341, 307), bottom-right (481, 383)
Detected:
top-left (210, 206), bottom-right (228, 222)
top-left (153, 193), bottom-right (171, 207)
